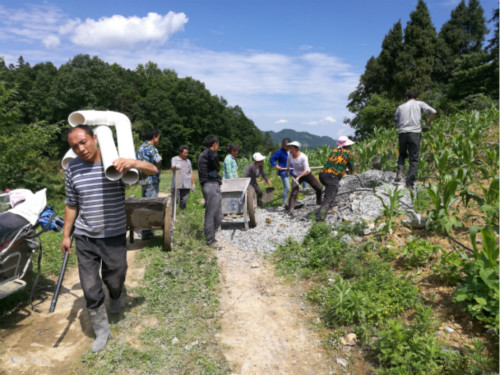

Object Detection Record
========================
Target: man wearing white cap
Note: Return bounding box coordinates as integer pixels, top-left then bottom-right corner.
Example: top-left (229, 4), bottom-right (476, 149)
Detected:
top-left (315, 136), bottom-right (355, 221)
top-left (285, 141), bottom-right (322, 213)
top-left (243, 152), bottom-right (272, 207)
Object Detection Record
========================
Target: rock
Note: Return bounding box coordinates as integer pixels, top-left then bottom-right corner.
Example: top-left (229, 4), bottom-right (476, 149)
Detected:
top-left (172, 337), bottom-right (180, 345)
top-left (340, 234), bottom-right (354, 243)
top-left (376, 222), bottom-right (387, 232)
top-left (405, 210), bottom-right (427, 229)
top-left (363, 229), bottom-right (372, 235)
top-left (184, 340), bottom-right (199, 350)
top-left (341, 333), bottom-right (357, 346)
top-left (353, 236), bottom-right (363, 242)
top-left (265, 217), bottom-right (272, 224)
top-left (336, 357), bottom-right (348, 368)
top-left (251, 263), bottom-right (260, 269)
top-left (444, 326), bottom-right (454, 333)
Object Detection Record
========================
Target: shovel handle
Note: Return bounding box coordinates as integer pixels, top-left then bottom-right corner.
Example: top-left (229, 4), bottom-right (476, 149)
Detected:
top-left (49, 250), bottom-right (70, 313)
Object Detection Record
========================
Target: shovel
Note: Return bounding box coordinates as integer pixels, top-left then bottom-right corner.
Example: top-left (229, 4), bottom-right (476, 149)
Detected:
top-left (261, 187), bottom-right (275, 203)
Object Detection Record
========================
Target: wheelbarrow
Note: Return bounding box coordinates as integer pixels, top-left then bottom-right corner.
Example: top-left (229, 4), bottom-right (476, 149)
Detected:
top-left (220, 178), bottom-right (257, 229)
top-left (125, 195), bottom-right (174, 251)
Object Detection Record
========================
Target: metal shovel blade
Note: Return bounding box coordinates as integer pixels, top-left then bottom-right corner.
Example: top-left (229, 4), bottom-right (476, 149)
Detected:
top-left (261, 187), bottom-right (275, 203)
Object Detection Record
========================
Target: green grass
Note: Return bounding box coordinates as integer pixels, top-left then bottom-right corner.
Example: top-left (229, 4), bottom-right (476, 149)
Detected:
top-left (79, 196), bottom-right (230, 375)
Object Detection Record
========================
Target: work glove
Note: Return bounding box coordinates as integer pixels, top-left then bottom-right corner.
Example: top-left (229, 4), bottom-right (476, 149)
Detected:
top-left (422, 126), bottom-right (430, 133)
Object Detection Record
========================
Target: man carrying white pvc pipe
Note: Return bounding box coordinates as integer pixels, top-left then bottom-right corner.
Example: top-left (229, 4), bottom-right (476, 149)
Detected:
top-left (61, 125), bottom-right (158, 353)
top-left (136, 128), bottom-right (162, 239)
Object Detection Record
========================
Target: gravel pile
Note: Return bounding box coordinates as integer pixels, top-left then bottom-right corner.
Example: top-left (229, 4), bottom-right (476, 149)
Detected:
top-left (217, 170), bottom-right (415, 254)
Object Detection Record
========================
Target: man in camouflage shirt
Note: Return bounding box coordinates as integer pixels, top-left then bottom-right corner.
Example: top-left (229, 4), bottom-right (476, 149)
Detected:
top-left (136, 128), bottom-right (162, 238)
top-left (315, 136), bottom-right (355, 221)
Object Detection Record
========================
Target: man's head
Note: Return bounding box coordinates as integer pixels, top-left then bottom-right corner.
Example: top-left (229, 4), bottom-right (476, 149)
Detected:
top-left (406, 91), bottom-right (418, 100)
top-left (145, 129), bottom-right (160, 145)
top-left (204, 134), bottom-right (219, 150)
top-left (281, 137), bottom-right (291, 151)
top-left (67, 125), bottom-right (100, 163)
top-left (227, 143), bottom-right (239, 156)
top-left (286, 141), bottom-right (301, 156)
top-left (252, 152), bottom-right (266, 166)
top-left (178, 145), bottom-right (189, 160)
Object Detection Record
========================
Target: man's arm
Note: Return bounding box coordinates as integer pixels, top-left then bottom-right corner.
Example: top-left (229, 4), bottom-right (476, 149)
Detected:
top-left (61, 205), bottom-right (78, 254)
top-left (113, 158), bottom-right (158, 175)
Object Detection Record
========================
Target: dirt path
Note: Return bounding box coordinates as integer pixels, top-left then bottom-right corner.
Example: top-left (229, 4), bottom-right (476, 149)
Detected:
top-left (215, 242), bottom-right (333, 375)
top-left (0, 242), bottom-right (145, 375)
top-left (1, 239), bottom-right (335, 375)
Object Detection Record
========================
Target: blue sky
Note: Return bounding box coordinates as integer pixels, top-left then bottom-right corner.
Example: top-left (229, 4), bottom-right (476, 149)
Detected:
top-left (0, 0), bottom-right (497, 138)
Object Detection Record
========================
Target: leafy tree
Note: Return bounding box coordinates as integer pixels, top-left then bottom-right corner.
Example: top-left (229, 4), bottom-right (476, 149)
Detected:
top-left (485, 8), bottom-right (499, 99)
top-left (395, 0), bottom-right (437, 94)
top-left (348, 95), bottom-right (398, 139)
top-left (434, 0), bottom-right (487, 83)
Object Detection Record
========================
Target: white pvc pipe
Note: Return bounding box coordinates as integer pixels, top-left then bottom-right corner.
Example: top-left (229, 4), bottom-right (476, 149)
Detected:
top-left (61, 148), bottom-right (77, 170)
top-left (67, 110), bottom-right (139, 184)
top-left (94, 126), bottom-right (123, 181)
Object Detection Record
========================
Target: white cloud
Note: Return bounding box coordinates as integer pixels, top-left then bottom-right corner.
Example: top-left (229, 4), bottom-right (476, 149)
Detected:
top-left (42, 34), bottom-right (60, 48)
top-left (304, 116), bottom-right (337, 126)
top-left (61, 12), bottom-right (188, 50)
top-left (0, 4), bottom-right (358, 137)
top-left (0, 4), bottom-right (63, 45)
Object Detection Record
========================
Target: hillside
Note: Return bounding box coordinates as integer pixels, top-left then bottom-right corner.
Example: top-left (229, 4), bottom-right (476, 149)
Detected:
top-left (265, 129), bottom-right (337, 149)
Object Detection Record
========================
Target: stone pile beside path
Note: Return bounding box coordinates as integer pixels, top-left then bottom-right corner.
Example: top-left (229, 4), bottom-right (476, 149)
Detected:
top-left (217, 170), bottom-right (416, 254)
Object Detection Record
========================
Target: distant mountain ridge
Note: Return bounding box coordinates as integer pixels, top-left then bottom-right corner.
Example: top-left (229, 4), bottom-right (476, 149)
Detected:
top-left (265, 129), bottom-right (337, 149)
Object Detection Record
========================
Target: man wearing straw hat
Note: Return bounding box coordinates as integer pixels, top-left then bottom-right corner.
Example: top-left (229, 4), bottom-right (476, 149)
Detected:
top-left (315, 136), bottom-right (355, 222)
top-left (61, 125), bottom-right (158, 353)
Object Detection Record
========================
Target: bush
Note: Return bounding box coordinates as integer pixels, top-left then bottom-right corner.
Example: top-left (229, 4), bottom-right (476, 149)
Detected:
top-left (0, 122), bottom-right (65, 198)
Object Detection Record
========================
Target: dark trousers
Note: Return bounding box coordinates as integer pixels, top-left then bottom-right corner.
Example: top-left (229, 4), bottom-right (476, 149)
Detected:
top-left (171, 188), bottom-right (191, 209)
top-left (75, 234), bottom-right (128, 310)
top-left (202, 182), bottom-right (222, 245)
top-left (250, 183), bottom-right (263, 206)
top-left (316, 172), bottom-right (340, 221)
top-left (288, 173), bottom-right (322, 210)
top-left (398, 132), bottom-right (421, 187)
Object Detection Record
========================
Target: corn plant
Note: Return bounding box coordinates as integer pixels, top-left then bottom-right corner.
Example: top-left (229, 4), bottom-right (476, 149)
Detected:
top-left (453, 225), bottom-right (499, 333)
top-left (462, 175), bottom-right (499, 228)
top-left (374, 183), bottom-right (407, 234)
top-left (432, 149), bottom-right (458, 183)
top-left (426, 175), bottom-right (462, 234)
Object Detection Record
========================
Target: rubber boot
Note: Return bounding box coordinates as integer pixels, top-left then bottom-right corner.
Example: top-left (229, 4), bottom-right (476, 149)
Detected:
top-left (110, 296), bottom-right (121, 314)
top-left (88, 304), bottom-right (110, 352)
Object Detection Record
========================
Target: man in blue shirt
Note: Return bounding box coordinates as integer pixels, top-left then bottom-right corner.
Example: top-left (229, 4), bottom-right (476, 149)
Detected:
top-left (136, 129), bottom-right (162, 238)
top-left (269, 138), bottom-right (291, 206)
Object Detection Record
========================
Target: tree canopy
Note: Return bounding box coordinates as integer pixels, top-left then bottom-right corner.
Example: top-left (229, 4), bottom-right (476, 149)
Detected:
top-left (0, 54), bottom-right (274, 196)
top-left (345, 0), bottom-right (498, 139)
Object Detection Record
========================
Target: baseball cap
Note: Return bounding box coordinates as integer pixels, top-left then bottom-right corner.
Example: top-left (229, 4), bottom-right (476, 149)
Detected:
top-left (252, 152), bottom-right (266, 162)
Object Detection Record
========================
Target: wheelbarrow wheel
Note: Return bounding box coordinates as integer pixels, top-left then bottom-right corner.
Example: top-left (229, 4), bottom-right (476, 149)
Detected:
top-left (247, 187), bottom-right (257, 228)
top-left (163, 197), bottom-right (173, 251)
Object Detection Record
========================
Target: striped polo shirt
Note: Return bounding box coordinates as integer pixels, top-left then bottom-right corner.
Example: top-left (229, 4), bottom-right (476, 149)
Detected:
top-left (65, 159), bottom-right (126, 238)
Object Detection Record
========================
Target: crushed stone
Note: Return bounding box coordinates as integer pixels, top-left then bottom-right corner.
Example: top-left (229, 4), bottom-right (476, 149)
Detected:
top-left (217, 170), bottom-right (416, 255)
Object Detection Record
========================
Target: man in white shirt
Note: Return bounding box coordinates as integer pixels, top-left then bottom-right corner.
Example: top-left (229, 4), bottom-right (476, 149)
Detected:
top-left (171, 145), bottom-right (195, 212)
top-left (285, 141), bottom-right (322, 214)
top-left (394, 91), bottom-right (436, 189)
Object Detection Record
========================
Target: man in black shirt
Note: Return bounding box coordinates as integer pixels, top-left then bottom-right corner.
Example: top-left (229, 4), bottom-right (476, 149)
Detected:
top-left (197, 135), bottom-right (222, 247)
